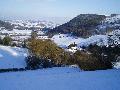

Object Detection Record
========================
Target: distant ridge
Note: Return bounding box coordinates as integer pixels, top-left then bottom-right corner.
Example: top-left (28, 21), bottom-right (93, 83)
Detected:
top-left (47, 14), bottom-right (120, 38)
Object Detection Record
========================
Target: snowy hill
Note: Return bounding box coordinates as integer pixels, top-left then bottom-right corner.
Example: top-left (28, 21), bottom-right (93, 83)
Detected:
top-left (105, 14), bottom-right (120, 24)
top-left (51, 14), bottom-right (120, 48)
top-left (51, 34), bottom-right (108, 48)
top-left (0, 29), bottom-right (45, 41)
top-left (48, 14), bottom-right (106, 37)
top-left (0, 20), bottom-right (58, 42)
top-left (6, 20), bottom-right (59, 29)
top-left (1, 14), bottom-right (120, 44)
top-left (98, 14), bottom-right (120, 34)
top-left (48, 14), bottom-right (120, 37)
top-left (0, 67), bottom-right (120, 90)
top-left (0, 46), bottom-right (27, 69)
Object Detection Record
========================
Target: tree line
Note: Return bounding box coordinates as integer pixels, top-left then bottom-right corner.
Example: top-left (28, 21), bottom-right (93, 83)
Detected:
top-left (0, 36), bottom-right (12, 46)
top-left (25, 31), bottom-right (119, 71)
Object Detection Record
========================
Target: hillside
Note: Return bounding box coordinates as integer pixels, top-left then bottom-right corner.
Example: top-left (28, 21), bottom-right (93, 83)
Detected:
top-left (0, 20), bottom-right (14, 30)
top-left (48, 14), bottom-right (106, 37)
top-left (0, 67), bottom-right (120, 90)
top-left (6, 20), bottom-right (59, 30)
top-left (51, 34), bottom-right (108, 48)
top-left (48, 14), bottom-right (120, 38)
top-left (0, 45), bottom-right (27, 69)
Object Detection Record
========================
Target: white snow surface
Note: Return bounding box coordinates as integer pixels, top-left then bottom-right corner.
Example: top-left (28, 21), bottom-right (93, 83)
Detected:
top-left (114, 62), bottom-right (120, 69)
top-left (105, 15), bottom-right (120, 23)
top-left (6, 20), bottom-right (59, 29)
top-left (0, 45), bottom-right (27, 69)
top-left (52, 34), bottom-right (108, 48)
top-left (0, 67), bottom-right (120, 90)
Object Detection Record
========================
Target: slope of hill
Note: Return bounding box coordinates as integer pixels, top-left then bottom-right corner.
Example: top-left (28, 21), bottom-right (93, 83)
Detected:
top-left (98, 14), bottom-right (120, 34)
top-left (0, 67), bottom-right (120, 90)
top-left (6, 20), bottom-right (59, 30)
top-left (0, 45), bottom-right (27, 69)
top-left (51, 34), bottom-right (108, 48)
top-left (48, 14), bottom-right (106, 37)
top-left (48, 14), bottom-right (120, 38)
top-left (0, 20), bottom-right (14, 30)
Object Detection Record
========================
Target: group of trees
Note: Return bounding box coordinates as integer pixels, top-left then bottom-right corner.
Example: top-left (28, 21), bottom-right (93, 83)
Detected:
top-left (26, 38), bottom-right (78, 69)
top-left (48, 14), bottom-right (106, 37)
top-left (83, 44), bottom-right (120, 70)
top-left (26, 31), bottom-right (115, 71)
top-left (0, 20), bottom-right (14, 30)
top-left (0, 36), bottom-right (12, 46)
top-left (0, 36), bottom-right (28, 47)
top-left (73, 50), bottom-right (112, 71)
top-left (26, 31), bottom-right (75, 69)
top-left (87, 44), bottom-right (120, 62)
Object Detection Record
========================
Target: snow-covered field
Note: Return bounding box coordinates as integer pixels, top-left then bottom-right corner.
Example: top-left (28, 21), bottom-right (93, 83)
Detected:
top-left (0, 45), bottom-right (27, 69)
top-left (52, 34), bottom-right (108, 48)
top-left (6, 20), bottom-right (59, 29)
top-left (0, 15), bottom-right (120, 90)
top-left (105, 14), bottom-right (120, 23)
top-left (0, 67), bottom-right (120, 90)
top-left (0, 41), bottom-right (120, 90)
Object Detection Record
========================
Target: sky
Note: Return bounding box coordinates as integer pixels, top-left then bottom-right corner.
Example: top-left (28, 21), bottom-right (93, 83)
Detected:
top-left (0, 0), bottom-right (120, 23)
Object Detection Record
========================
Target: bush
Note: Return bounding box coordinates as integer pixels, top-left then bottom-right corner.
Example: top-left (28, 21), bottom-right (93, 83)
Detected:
top-left (74, 50), bottom-right (112, 71)
top-left (27, 38), bottom-right (77, 69)
top-left (28, 39), bottom-right (67, 65)
top-left (0, 37), bottom-right (3, 44)
top-left (68, 43), bottom-right (77, 49)
top-left (11, 42), bottom-right (17, 47)
top-left (0, 68), bottom-right (25, 73)
top-left (3, 36), bottom-right (12, 46)
top-left (25, 55), bottom-right (54, 70)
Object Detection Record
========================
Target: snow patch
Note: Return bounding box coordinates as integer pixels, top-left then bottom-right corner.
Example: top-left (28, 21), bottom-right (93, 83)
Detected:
top-left (0, 53), bottom-right (3, 58)
top-left (0, 45), bottom-right (27, 69)
top-left (0, 67), bottom-right (120, 90)
top-left (52, 34), bottom-right (108, 48)
top-left (0, 46), bottom-right (18, 56)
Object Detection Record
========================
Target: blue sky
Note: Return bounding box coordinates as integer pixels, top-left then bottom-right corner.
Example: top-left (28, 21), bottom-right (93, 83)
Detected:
top-left (0, 0), bottom-right (120, 21)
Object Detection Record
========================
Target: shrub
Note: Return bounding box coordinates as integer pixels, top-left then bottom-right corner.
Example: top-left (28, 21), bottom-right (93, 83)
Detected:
top-left (28, 39), bottom-right (67, 65)
top-left (74, 50), bottom-right (112, 71)
top-left (27, 37), bottom-right (77, 69)
top-left (25, 55), bottom-right (54, 70)
top-left (11, 42), bottom-right (17, 47)
top-left (3, 36), bottom-right (12, 46)
top-left (0, 37), bottom-right (3, 44)
top-left (68, 42), bottom-right (77, 49)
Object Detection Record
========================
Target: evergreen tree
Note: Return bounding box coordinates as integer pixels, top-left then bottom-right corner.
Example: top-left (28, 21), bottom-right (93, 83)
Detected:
top-left (74, 49), bottom-right (112, 71)
top-left (0, 37), bottom-right (3, 44)
top-left (22, 40), bottom-right (27, 48)
top-left (3, 36), bottom-right (12, 46)
top-left (31, 31), bottom-right (38, 39)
